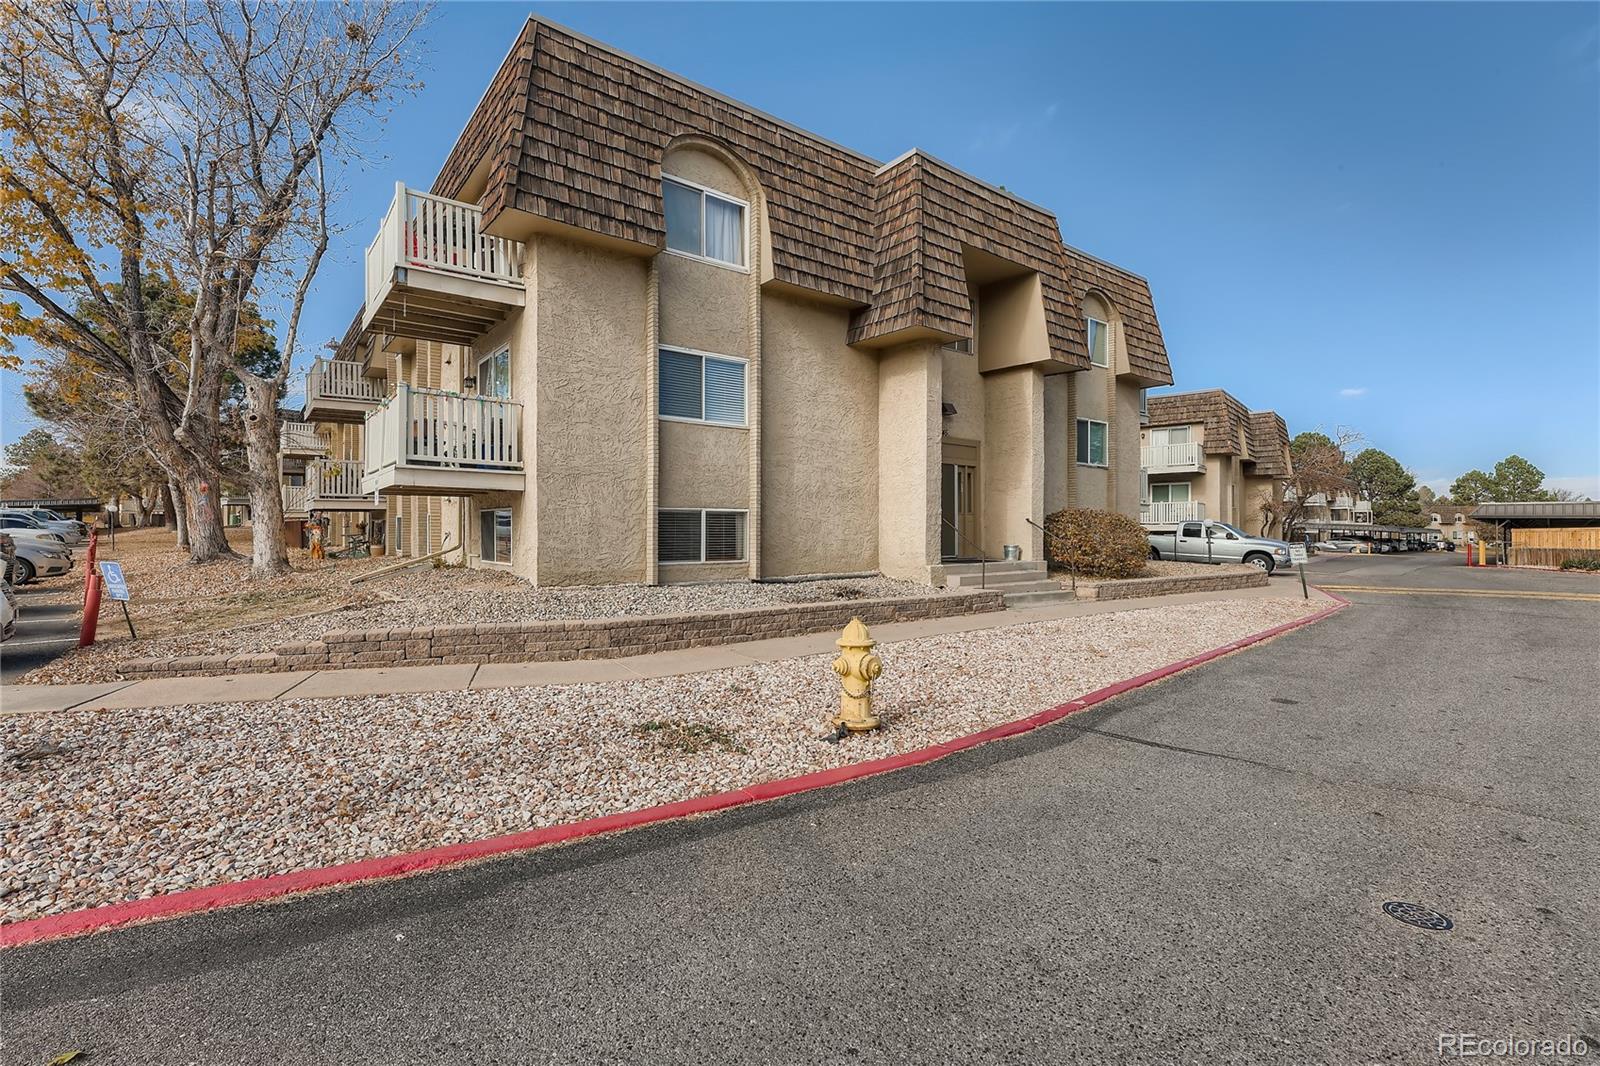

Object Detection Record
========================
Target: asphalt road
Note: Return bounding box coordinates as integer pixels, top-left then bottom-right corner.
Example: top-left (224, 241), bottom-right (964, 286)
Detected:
top-left (4, 552), bottom-right (1597, 1064)
top-left (0, 580), bottom-right (84, 685)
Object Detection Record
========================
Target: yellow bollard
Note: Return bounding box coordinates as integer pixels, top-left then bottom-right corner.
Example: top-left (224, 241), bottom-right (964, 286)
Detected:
top-left (831, 617), bottom-right (883, 733)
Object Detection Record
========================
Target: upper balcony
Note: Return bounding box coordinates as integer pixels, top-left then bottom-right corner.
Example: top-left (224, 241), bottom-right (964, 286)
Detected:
top-left (1140, 441), bottom-right (1205, 474)
top-left (279, 421), bottom-right (329, 457)
top-left (361, 384), bottom-right (525, 497)
top-left (307, 458), bottom-right (386, 512)
top-left (362, 184), bottom-right (526, 346)
top-left (304, 357), bottom-right (387, 423)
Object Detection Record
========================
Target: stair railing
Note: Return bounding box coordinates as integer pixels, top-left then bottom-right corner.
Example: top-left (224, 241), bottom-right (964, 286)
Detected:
top-left (940, 517), bottom-right (989, 590)
top-left (1025, 516), bottom-right (1075, 596)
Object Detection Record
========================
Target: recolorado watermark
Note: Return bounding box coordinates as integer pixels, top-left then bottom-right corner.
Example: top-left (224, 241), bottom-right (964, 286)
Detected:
top-left (1438, 1033), bottom-right (1589, 1058)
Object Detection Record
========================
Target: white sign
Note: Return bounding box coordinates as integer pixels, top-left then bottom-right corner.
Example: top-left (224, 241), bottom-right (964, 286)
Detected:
top-left (1289, 545), bottom-right (1309, 565)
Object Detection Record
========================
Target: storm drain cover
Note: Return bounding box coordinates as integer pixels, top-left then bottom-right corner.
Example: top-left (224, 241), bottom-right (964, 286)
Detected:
top-left (1382, 901), bottom-right (1453, 931)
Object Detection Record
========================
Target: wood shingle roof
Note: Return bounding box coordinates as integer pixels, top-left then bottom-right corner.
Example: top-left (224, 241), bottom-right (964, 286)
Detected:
top-left (429, 17), bottom-right (1168, 373)
top-left (1147, 390), bottom-right (1292, 475)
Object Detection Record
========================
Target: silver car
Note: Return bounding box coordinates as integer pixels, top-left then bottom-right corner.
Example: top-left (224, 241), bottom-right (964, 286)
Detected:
top-left (1148, 520), bottom-right (1295, 574)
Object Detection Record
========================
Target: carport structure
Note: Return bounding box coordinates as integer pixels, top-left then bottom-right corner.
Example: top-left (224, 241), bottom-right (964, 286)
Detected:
top-left (0, 497), bottom-right (104, 522)
top-left (1468, 501), bottom-right (1600, 568)
top-left (1299, 520), bottom-right (1439, 550)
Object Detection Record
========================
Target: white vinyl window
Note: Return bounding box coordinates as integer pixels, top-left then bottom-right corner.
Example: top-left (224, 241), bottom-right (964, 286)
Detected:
top-left (1149, 482), bottom-right (1191, 503)
top-left (659, 347), bottom-right (747, 426)
top-left (478, 507), bottom-right (513, 565)
top-left (475, 347), bottom-right (510, 398)
top-left (663, 175), bottom-right (747, 268)
top-left (1086, 316), bottom-right (1109, 368)
top-left (1149, 426), bottom-right (1191, 445)
top-left (1076, 418), bottom-right (1108, 467)
top-left (658, 509), bottom-right (748, 564)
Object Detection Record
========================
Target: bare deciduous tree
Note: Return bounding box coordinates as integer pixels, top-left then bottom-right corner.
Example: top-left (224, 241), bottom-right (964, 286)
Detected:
top-left (1, 0), bottom-right (428, 573)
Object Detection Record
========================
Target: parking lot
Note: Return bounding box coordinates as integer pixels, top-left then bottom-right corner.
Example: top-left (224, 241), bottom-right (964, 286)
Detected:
top-left (1, 578), bottom-right (83, 685)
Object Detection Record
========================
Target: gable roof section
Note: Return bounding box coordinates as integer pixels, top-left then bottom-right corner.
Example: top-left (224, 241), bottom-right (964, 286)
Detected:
top-left (1244, 411), bottom-right (1291, 477)
top-left (1146, 390), bottom-right (1248, 455)
top-left (1062, 245), bottom-right (1171, 384)
top-left (846, 151), bottom-right (1084, 366)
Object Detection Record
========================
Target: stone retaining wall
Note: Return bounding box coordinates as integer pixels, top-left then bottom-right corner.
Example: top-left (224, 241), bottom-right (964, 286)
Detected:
top-left (1074, 569), bottom-right (1268, 601)
top-left (114, 591), bottom-right (1006, 679)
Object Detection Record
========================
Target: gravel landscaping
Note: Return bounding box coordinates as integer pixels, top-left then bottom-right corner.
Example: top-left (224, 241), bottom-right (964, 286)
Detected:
top-left (1058, 559), bottom-right (1262, 586)
top-left (0, 595), bottom-right (1324, 923)
top-left (21, 557), bottom-right (948, 684)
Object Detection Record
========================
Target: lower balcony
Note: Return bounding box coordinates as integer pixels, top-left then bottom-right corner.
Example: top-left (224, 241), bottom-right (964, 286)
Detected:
top-left (282, 484), bottom-right (309, 517)
top-left (307, 459), bottom-right (387, 512)
top-left (280, 421), bottom-right (329, 457)
top-left (361, 384), bottom-right (525, 497)
top-left (1141, 500), bottom-right (1207, 526)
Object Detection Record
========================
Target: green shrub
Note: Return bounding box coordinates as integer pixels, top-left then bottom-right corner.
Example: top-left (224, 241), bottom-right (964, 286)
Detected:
top-left (1042, 508), bottom-right (1149, 579)
top-left (1559, 555), bottom-right (1600, 572)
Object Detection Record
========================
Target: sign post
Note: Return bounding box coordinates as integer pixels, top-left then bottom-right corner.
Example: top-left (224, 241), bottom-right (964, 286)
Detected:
top-left (1289, 543), bottom-right (1309, 600)
top-left (98, 561), bottom-right (136, 639)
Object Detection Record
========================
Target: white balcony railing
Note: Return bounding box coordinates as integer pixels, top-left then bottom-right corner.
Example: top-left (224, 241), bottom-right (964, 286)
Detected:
top-left (364, 384), bottom-right (523, 478)
top-left (1303, 493), bottom-right (1329, 507)
top-left (281, 484), bottom-right (309, 515)
top-left (279, 421), bottom-right (328, 455)
top-left (365, 184), bottom-right (523, 304)
top-left (1333, 495), bottom-right (1354, 509)
top-left (307, 459), bottom-right (373, 503)
top-left (1141, 441), bottom-right (1205, 473)
top-left (307, 357), bottom-right (386, 405)
top-left (1141, 500), bottom-right (1207, 525)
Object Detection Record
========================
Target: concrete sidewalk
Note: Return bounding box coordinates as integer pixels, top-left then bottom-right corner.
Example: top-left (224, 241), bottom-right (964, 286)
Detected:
top-left (0, 581), bottom-right (1329, 716)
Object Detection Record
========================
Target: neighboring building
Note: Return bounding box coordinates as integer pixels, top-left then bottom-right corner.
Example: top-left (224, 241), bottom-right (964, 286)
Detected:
top-left (1469, 501), bottom-right (1600, 567)
top-left (1428, 504), bottom-right (1473, 544)
top-left (282, 16), bottom-right (1175, 585)
top-left (1139, 390), bottom-right (1291, 536)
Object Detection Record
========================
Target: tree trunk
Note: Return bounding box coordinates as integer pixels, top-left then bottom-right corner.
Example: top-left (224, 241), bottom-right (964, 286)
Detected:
top-left (183, 465), bottom-right (235, 562)
top-left (241, 377), bottom-right (290, 576)
top-left (169, 479), bottom-right (190, 549)
top-left (162, 481), bottom-right (178, 530)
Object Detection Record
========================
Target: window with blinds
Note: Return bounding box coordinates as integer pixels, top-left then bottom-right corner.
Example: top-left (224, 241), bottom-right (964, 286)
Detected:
top-left (659, 347), bottom-right (746, 426)
top-left (658, 509), bottom-right (747, 564)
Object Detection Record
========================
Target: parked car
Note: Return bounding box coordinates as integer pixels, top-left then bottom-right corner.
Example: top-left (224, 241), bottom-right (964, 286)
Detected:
top-left (0, 509), bottom-right (87, 545)
top-left (1314, 539), bottom-right (1362, 553)
top-left (1, 580), bottom-right (16, 642)
top-left (1441, 541), bottom-right (1457, 552)
top-left (1, 536), bottom-right (73, 584)
top-left (17, 507), bottom-right (90, 541)
top-left (1147, 520), bottom-right (1295, 574)
top-left (1374, 541), bottom-right (1395, 553)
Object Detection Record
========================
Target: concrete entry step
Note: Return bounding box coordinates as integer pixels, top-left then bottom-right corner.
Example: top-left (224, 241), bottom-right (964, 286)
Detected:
top-left (941, 560), bottom-right (1046, 589)
top-left (1001, 588), bottom-right (1078, 608)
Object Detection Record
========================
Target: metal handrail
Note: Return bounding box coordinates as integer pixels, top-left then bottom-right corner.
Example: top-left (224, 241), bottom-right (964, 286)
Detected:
top-left (1024, 516), bottom-right (1075, 595)
top-left (940, 517), bottom-right (990, 589)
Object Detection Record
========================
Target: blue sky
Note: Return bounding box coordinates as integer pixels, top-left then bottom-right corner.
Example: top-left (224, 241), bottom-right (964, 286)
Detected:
top-left (5, 2), bottom-right (1597, 496)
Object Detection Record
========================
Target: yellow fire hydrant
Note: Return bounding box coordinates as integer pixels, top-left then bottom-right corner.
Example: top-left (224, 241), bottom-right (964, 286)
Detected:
top-left (831, 617), bottom-right (883, 733)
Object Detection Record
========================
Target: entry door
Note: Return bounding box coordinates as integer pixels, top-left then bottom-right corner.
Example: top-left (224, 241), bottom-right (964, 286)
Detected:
top-left (940, 462), bottom-right (978, 559)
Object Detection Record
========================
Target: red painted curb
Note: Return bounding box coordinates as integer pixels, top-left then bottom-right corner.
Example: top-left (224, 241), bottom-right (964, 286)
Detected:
top-left (1, 592), bottom-right (1349, 948)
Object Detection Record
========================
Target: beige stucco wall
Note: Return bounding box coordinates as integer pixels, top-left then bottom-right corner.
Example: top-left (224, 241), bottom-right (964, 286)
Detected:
top-left (531, 234), bottom-right (650, 585)
top-left (1111, 380), bottom-right (1143, 516)
top-left (980, 366), bottom-right (1045, 559)
top-left (1241, 474), bottom-right (1280, 537)
top-left (1043, 374), bottom-right (1071, 515)
top-left (976, 272), bottom-right (1051, 374)
top-left (877, 342), bottom-right (941, 582)
top-left (659, 421), bottom-right (749, 510)
top-left (759, 290), bottom-right (878, 576)
top-left (1068, 368), bottom-right (1112, 510)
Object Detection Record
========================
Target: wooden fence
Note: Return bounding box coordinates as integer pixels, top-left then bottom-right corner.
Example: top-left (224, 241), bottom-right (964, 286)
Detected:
top-left (1508, 526), bottom-right (1600, 568)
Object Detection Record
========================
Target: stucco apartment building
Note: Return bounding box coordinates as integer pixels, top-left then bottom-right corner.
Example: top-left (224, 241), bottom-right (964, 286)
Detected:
top-left (1139, 389), bottom-right (1292, 536)
top-left (280, 17), bottom-right (1174, 585)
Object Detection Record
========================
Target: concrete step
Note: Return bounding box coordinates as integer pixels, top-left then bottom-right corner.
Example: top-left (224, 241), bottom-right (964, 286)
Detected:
top-left (1002, 588), bottom-right (1078, 608)
top-left (942, 560), bottom-right (1046, 588)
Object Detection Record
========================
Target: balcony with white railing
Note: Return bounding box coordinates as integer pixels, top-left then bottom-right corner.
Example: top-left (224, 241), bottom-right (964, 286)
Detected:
top-left (362, 183), bottom-right (526, 346)
top-left (1140, 441), bottom-right (1206, 474)
top-left (307, 458), bottom-right (385, 512)
top-left (1140, 500), bottom-right (1207, 526)
top-left (304, 357), bottom-right (387, 423)
top-left (361, 384), bottom-right (525, 496)
top-left (279, 420), bottom-right (329, 457)
top-left (281, 483), bottom-right (309, 517)
top-left (1333, 494), bottom-right (1354, 510)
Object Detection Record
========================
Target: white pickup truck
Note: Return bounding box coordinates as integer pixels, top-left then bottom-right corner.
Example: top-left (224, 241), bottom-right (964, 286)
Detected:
top-left (1147, 520), bottom-right (1295, 574)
